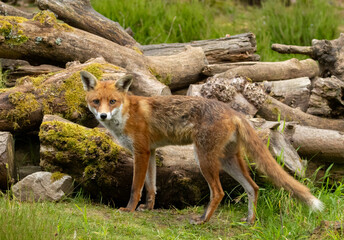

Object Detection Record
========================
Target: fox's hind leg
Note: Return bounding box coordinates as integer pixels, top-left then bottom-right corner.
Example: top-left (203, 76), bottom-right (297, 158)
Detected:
top-left (137, 149), bottom-right (157, 211)
top-left (191, 146), bottom-right (225, 224)
top-left (221, 150), bottom-right (259, 224)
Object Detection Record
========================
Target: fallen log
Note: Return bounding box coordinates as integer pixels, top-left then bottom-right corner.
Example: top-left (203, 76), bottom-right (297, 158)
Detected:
top-left (307, 76), bottom-right (344, 118)
top-left (39, 115), bottom-right (305, 208)
top-left (36, 0), bottom-right (138, 48)
top-left (0, 2), bottom-right (34, 19)
top-left (211, 58), bottom-right (319, 81)
top-left (283, 123), bottom-right (344, 163)
top-left (263, 77), bottom-right (311, 112)
top-left (0, 131), bottom-right (15, 190)
top-left (0, 12), bottom-right (207, 94)
top-left (257, 96), bottom-right (344, 132)
top-left (272, 34), bottom-right (344, 80)
top-left (142, 33), bottom-right (260, 64)
top-left (0, 57), bottom-right (155, 132)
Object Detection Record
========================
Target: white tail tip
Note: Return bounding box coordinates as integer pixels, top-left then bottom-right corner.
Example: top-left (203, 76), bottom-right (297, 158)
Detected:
top-left (310, 197), bottom-right (324, 212)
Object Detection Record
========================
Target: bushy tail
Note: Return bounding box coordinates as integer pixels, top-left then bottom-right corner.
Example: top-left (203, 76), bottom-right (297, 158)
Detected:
top-left (234, 116), bottom-right (324, 211)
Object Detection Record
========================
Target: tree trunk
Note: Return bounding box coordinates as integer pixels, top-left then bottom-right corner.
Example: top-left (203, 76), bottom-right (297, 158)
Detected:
top-left (0, 13), bottom-right (208, 94)
top-left (39, 115), bottom-right (305, 208)
top-left (0, 57), bottom-right (166, 133)
top-left (211, 58), bottom-right (319, 81)
top-left (141, 33), bottom-right (260, 64)
top-left (36, 0), bottom-right (139, 48)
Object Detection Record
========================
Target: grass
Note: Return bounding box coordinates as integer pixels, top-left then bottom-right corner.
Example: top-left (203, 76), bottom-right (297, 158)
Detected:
top-left (90, 0), bottom-right (340, 61)
top-left (1, 172), bottom-right (343, 239)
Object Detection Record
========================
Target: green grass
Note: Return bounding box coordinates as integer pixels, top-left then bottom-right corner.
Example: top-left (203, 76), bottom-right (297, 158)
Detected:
top-left (91, 0), bottom-right (340, 61)
top-left (1, 175), bottom-right (343, 239)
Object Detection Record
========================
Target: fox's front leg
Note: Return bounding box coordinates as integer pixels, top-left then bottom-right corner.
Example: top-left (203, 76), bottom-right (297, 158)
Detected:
top-left (119, 147), bottom-right (151, 212)
top-left (137, 149), bottom-right (157, 211)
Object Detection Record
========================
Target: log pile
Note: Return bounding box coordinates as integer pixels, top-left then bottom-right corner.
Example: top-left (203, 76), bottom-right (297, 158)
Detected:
top-left (0, 0), bottom-right (343, 207)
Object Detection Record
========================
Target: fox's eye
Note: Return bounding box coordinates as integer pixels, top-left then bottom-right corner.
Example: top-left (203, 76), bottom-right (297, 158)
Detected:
top-left (93, 99), bottom-right (100, 105)
top-left (109, 99), bottom-right (116, 104)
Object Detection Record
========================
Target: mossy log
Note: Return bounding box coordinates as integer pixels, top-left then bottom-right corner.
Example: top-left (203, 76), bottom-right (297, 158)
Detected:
top-left (142, 33), bottom-right (260, 64)
top-left (39, 115), bottom-right (306, 208)
top-left (205, 58), bottom-right (319, 81)
top-left (0, 12), bottom-right (207, 93)
top-left (36, 0), bottom-right (138, 48)
top-left (0, 57), bottom-right (139, 132)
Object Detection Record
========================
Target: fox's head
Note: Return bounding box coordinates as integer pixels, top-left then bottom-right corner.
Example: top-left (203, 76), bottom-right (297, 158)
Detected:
top-left (80, 71), bottom-right (133, 121)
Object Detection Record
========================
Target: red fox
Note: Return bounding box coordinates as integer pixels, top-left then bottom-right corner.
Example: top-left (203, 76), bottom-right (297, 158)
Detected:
top-left (80, 71), bottom-right (323, 224)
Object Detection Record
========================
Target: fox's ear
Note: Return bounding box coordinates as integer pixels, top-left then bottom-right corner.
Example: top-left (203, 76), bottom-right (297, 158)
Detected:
top-left (115, 74), bottom-right (133, 92)
top-left (80, 71), bottom-right (98, 91)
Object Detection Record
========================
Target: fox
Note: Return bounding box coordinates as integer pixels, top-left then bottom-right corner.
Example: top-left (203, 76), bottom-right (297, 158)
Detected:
top-left (80, 71), bottom-right (323, 224)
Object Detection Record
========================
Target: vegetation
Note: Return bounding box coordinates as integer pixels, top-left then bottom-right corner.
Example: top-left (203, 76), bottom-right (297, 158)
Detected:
top-left (1, 171), bottom-right (343, 239)
top-left (91, 0), bottom-right (340, 61)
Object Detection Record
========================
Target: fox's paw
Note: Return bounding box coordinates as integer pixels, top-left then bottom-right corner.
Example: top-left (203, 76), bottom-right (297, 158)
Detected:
top-left (189, 216), bottom-right (206, 225)
top-left (137, 203), bottom-right (154, 212)
top-left (118, 207), bottom-right (132, 213)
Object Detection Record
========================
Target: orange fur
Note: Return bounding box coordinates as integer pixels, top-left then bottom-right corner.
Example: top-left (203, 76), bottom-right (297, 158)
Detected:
top-left (80, 71), bottom-right (323, 224)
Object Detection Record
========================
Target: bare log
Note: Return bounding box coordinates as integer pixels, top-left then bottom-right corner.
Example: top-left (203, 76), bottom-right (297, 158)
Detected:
top-left (36, 0), bottom-right (138, 48)
top-left (271, 44), bottom-right (314, 57)
top-left (142, 33), bottom-right (260, 64)
top-left (203, 62), bottom-right (258, 76)
top-left (257, 96), bottom-right (344, 132)
top-left (0, 2), bottom-right (35, 18)
top-left (272, 34), bottom-right (344, 80)
top-left (0, 131), bottom-right (15, 189)
top-left (307, 76), bottom-right (344, 118)
top-left (283, 123), bottom-right (344, 163)
top-left (0, 57), bottom-right (165, 132)
top-left (212, 58), bottom-right (319, 81)
top-left (263, 77), bottom-right (311, 112)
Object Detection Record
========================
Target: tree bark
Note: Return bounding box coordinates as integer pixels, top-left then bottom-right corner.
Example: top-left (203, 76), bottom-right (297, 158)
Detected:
top-left (283, 123), bottom-right (344, 163)
top-left (0, 57), bottom-right (166, 133)
top-left (257, 96), bottom-right (344, 132)
top-left (36, 0), bottom-right (139, 48)
top-left (0, 131), bottom-right (15, 190)
top-left (0, 2), bottom-right (35, 19)
top-left (263, 77), bottom-right (311, 112)
top-left (211, 58), bottom-right (319, 81)
top-left (307, 76), bottom-right (344, 118)
top-left (141, 33), bottom-right (260, 64)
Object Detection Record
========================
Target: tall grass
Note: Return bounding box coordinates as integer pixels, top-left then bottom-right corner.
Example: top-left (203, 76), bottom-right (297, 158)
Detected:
top-left (91, 0), bottom-right (340, 61)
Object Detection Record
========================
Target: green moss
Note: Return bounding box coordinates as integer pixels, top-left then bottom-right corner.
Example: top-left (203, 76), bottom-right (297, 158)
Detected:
top-left (51, 172), bottom-right (67, 182)
top-left (131, 46), bottom-right (143, 55)
top-left (148, 67), bottom-right (171, 85)
top-left (7, 92), bottom-right (40, 130)
top-left (0, 16), bottom-right (29, 45)
top-left (32, 11), bottom-right (73, 32)
top-left (39, 120), bottom-right (123, 183)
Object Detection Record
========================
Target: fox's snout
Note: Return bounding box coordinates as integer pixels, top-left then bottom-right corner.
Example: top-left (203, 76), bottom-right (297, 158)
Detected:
top-left (100, 113), bottom-right (108, 120)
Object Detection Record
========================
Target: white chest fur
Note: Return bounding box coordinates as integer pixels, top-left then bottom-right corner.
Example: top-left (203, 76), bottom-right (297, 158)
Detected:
top-left (99, 105), bottom-right (134, 152)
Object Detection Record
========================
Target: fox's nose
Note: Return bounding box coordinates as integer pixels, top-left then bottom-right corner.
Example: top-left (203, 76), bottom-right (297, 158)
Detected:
top-left (100, 113), bottom-right (107, 120)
